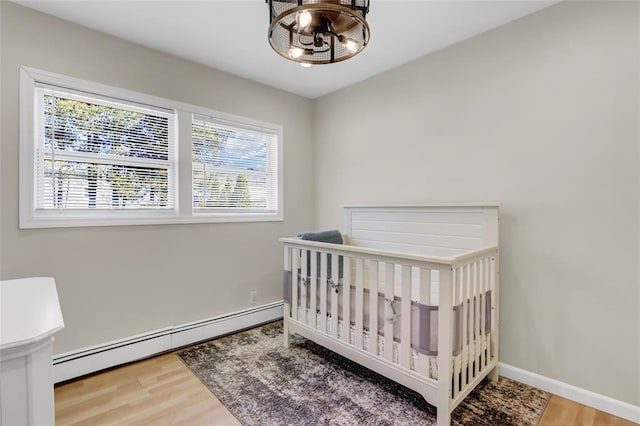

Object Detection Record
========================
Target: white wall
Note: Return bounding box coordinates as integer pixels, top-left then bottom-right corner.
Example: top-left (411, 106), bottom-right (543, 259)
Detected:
top-left (313, 1), bottom-right (639, 406)
top-left (0, 2), bottom-right (314, 354)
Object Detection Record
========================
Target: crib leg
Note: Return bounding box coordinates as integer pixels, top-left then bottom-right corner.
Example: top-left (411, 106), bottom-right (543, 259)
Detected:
top-left (488, 365), bottom-right (499, 382)
top-left (430, 383), bottom-right (450, 426)
top-left (283, 328), bottom-right (290, 348)
top-left (283, 309), bottom-right (290, 348)
top-left (436, 402), bottom-right (450, 426)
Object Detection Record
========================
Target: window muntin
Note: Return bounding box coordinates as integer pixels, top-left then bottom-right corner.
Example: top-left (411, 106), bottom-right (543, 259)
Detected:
top-left (35, 87), bottom-right (174, 211)
top-left (192, 117), bottom-right (278, 212)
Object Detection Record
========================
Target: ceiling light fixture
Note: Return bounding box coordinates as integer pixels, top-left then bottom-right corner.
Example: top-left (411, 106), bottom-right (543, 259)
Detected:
top-left (267, 0), bottom-right (370, 65)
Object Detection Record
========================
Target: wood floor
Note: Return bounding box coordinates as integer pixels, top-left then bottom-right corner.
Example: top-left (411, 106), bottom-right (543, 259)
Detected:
top-left (538, 396), bottom-right (636, 426)
top-left (55, 352), bottom-right (635, 426)
top-left (55, 354), bottom-right (239, 425)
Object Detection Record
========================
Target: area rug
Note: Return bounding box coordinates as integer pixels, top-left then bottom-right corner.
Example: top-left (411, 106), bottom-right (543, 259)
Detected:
top-left (178, 322), bottom-right (549, 425)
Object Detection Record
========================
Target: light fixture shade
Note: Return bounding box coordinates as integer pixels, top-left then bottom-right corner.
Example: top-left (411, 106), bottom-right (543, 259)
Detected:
top-left (267, 0), bottom-right (370, 65)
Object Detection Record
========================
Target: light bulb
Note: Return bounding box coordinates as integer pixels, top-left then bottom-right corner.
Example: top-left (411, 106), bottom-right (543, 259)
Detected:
top-left (300, 62), bottom-right (312, 68)
top-left (297, 11), bottom-right (312, 28)
top-left (344, 39), bottom-right (359, 53)
top-left (288, 47), bottom-right (304, 59)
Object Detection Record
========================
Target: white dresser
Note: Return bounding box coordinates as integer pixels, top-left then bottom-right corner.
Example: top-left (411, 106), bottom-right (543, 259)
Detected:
top-left (1, 277), bottom-right (65, 426)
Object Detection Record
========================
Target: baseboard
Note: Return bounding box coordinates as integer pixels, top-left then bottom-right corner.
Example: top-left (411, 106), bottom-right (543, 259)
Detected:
top-left (499, 362), bottom-right (640, 424)
top-left (53, 301), bottom-right (284, 383)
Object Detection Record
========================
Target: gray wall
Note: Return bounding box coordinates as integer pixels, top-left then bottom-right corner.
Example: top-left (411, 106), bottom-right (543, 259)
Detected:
top-left (313, 1), bottom-right (639, 406)
top-left (0, 2), bottom-right (314, 353)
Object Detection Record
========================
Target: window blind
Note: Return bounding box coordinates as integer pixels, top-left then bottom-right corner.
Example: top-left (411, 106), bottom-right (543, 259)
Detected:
top-left (35, 87), bottom-right (175, 211)
top-left (192, 116), bottom-right (278, 212)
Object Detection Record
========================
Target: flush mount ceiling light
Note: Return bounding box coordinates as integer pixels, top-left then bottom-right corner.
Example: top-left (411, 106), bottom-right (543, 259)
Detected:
top-left (267, 0), bottom-right (370, 66)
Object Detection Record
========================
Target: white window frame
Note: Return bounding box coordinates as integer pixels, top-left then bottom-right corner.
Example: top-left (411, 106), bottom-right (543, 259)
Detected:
top-left (19, 67), bottom-right (284, 228)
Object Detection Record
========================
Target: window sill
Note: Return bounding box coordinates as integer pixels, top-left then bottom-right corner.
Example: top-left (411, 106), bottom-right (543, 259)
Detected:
top-left (20, 212), bottom-right (284, 229)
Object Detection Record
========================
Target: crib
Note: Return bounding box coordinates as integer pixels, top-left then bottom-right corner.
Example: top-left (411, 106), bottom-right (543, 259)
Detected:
top-left (281, 204), bottom-right (499, 426)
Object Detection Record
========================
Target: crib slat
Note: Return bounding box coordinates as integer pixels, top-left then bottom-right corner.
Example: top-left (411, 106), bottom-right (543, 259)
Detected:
top-left (492, 255), bottom-right (498, 370)
top-left (461, 265), bottom-right (469, 389)
top-left (478, 261), bottom-right (485, 371)
top-left (320, 252), bottom-right (328, 333)
top-left (383, 263), bottom-right (394, 362)
top-left (437, 268), bottom-right (453, 408)
top-left (410, 266), bottom-right (419, 302)
top-left (368, 260), bottom-right (379, 356)
top-left (431, 270), bottom-right (438, 307)
top-left (484, 259), bottom-right (490, 364)
top-left (476, 263), bottom-right (482, 370)
top-left (468, 263), bottom-right (475, 378)
top-left (474, 262), bottom-right (480, 375)
top-left (414, 267), bottom-right (431, 376)
top-left (300, 250), bottom-right (308, 324)
top-left (421, 267), bottom-right (432, 305)
top-left (475, 261), bottom-right (481, 374)
top-left (400, 265), bottom-right (411, 369)
top-left (465, 265), bottom-right (471, 379)
top-left (342, 257), bottom-right (351, 343)
top-left (355, 258), bottom-right (364, 349)
top-left (330, 254), bottom-right (339, 338)
top-left (453, 267), bottom-right (461, 398)
top-left (291, 248), bottom-right (299, 322)
top-left (310, 250), bottom-right (318, 329)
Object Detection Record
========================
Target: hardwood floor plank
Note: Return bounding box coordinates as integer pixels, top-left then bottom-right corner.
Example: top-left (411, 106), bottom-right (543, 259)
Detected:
top-left (55, 380), bottom-right (142, 424)
top-left (538, 396), bottom-right (636, 426)
top-left (574, 404), bottom-right (597, 426)
top-left (143, 399), bottom-right (240, 426)
top-left (539, 395), bottom-right (578, 425)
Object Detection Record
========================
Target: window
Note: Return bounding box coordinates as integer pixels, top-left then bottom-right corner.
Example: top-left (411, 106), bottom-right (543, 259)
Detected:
top-left (19, 67), bottom-right (283, 228)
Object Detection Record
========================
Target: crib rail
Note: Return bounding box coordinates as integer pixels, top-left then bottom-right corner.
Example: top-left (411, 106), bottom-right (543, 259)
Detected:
top-left (281, 237), bottom-right (499, 420)
top-left (280, 237), bottom-right (455, 267)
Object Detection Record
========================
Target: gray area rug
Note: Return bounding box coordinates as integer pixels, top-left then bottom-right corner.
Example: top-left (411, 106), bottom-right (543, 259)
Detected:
top-left (178, 321), bottom-right (549, 425)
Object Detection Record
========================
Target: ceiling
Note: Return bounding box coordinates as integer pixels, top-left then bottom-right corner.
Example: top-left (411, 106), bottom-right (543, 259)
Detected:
top-left (14, 0), bottom-right (559, 99)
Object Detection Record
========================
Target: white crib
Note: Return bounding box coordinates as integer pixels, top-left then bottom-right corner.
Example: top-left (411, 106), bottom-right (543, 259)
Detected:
top-left (281, 204), bottom-right (499, 426)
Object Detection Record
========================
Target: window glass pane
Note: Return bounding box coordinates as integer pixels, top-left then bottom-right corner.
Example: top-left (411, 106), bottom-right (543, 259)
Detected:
top-left (43, 93), bottom-right (169, 160)
top-left (192, 118), bottom-right (276, 211)
top-left (42, 160), bottom-right (169, 209)
top-left (192, 169), bottom-right (268, 209)
top-left (36, 88), bottom-right (173, 211)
